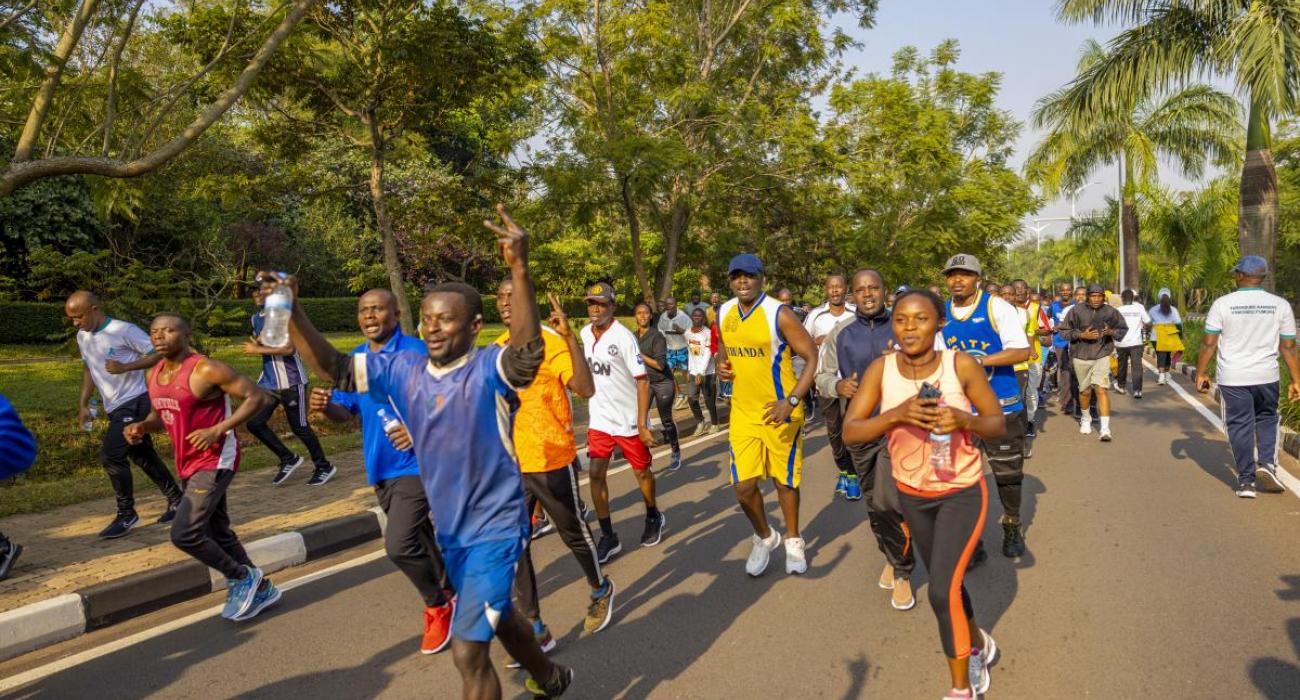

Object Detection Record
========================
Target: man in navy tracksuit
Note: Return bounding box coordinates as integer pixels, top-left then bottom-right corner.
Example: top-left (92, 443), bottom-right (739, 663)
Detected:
top-left (814, 269), bottom-right (915, 609)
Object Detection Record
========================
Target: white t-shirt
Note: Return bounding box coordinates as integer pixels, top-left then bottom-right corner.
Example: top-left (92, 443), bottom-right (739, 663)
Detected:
top-left (581, 321), bottom-right (647, 437)
top-left (76, 319), bottom-right (154, 412)
top-left (1204, 288), bottom-right (1297, 386)
top-left (1148, 304), bottom-right (1182, 325)
top-left (657, 311), bottom-right (690, 351)
top-left (1115, 303), bottom-right (1152, 347)
top-left (684, 326), bottom-right (714, 376)
top-left (803, 303), bottom-right (856, 342)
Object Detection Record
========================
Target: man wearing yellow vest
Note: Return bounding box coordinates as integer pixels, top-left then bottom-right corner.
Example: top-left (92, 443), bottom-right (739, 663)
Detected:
top-left (1013, 280), bottom-right (1051, 439)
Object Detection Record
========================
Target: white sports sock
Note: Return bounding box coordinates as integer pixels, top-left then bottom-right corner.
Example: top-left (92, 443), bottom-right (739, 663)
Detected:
top-left (1100, 416), bottom-right (1111, 432)
top-left (1080, 415), bottom-right (1089, 427)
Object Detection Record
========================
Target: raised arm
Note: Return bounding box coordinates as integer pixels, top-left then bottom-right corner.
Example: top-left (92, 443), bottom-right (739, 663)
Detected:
top-left (548, 293), bottom-right (594, 399)
top-left (281, 276), bottom-right (349, 383)
top-left (484, 205), bottom-right (544, 388)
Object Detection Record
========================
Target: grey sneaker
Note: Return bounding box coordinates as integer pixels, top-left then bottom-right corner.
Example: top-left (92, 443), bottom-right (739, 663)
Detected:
top-left (1256, 465), bottom-right (1286, 493)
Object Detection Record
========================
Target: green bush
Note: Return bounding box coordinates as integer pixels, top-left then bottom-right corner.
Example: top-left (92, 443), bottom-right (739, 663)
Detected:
top-left (0, 302), bottom-right (73, 342)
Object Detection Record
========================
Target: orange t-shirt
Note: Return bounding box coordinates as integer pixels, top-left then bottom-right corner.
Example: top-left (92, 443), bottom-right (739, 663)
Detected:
top-left (495, 327), bottom-right (577, 472)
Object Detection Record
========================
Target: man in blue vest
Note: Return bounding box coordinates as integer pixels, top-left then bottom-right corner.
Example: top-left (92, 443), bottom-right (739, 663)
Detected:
top-left (941, 254), bottom-right (1031, 560)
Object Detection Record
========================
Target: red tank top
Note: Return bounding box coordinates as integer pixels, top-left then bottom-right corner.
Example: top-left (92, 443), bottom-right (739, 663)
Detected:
top-left (148, 353), bottom-right (240, 479)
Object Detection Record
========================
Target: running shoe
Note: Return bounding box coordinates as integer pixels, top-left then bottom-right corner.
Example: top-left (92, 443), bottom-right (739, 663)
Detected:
top-left (1157, 372), bottom-right (1167, 385)
top-left (222, 566), bottom-right (264, 619)
top-left (421, 597), bottom-right (455, 654)
top-left (834, 471), bottom-right (848, 496)
top-left (525, 665), bottom-right (574, 698)
top-left (640, 511), bottom-right (666, 547)
top-left (1256, 465), bottom-right (1286, 493)
top-left (1236, 480), bottom-right (1258, 499)
top-left (968, 647), bottom-right (991, 695)
top-left (0, 541), bottom-right (22, 581)
top-left (980, 628), bottom-right (1000, 667)
top-left (878, 563), bottom-right (894, 590)
top-left (706, 423), bottom-right (721, 434)
top-left (584, 578), bottom-right (616, 634)
top-left (233, 579), bottom-right (281, 622)
top-left (1099, 429), bottom-right (1112, 442)
top-left (98, 511), bottom-right (139, 539)
top-left (531, 515), bottom-right (555, 540)
top-left (1001, 521), bottom-right (1026, 559)
top-left (596, 533), bottom-right (622, 564)
top-left (1133, 390), bottom-right (1143, 399)
top-left (306, 463), bottom-right (337, 486)
top-left (665, 451), bottom-right (682, 474)
top-left (844, 474), bottom-right (863, 501)
top-left (693, 421), bottom-right (711, 437)
top-left (673, 396), bottom-right (688, 411)
top-left (941, 688), bottom-right (975, 699)
top-left (745, 528), bottom-right (782, 576)
top-left (509, 620), bottom-right (557, 667)
top-left (784, 536), bottom-right (808, 575)
top-left (156, 500), bottom-right (180, 525)
top-left (891, 577), bottom-right (915, 611)
top-left (1113, 384), bottom-right (1126, 395)
top-left (271, 455), bottom-right (304, 485)
top-left (1079, 418), bottom-right (1092, 435)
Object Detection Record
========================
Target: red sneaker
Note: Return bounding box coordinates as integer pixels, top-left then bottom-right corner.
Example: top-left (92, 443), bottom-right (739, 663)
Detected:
top-left (421, 597), bottom-right (454, 654)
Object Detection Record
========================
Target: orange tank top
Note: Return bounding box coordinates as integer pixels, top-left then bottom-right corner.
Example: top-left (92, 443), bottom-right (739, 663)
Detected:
top-left (880, 350), bottom-right (982, 495)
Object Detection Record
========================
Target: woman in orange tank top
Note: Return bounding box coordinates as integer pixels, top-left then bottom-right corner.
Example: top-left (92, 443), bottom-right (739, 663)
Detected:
top-left (843, 289), bottom-right (1007, 700)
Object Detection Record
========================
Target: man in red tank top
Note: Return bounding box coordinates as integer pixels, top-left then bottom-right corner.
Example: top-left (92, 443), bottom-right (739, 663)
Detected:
top-left (125, 314), bottom-right (278, 622)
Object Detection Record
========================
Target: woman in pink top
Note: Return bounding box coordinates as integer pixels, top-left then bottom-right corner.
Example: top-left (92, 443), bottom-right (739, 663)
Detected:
top-left (843, 290), bottom-right (1007, 700)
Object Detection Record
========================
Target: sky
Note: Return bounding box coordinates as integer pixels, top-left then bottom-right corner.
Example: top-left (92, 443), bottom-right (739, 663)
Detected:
top-left (832, 0), bottom-right (1224, 243)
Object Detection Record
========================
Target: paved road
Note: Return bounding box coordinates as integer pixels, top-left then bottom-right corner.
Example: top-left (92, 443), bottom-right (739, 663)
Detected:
top-left (4, 366), bottom-right (1300, 698)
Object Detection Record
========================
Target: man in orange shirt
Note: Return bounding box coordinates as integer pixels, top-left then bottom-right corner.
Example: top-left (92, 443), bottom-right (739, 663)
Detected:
top-left (496, 281), bottom-right (617, 652)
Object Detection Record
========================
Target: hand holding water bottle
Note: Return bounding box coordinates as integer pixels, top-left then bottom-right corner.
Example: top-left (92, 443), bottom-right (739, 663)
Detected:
top-left (377, 408), bottom-right (412, 451)
top-left (258, 272), bottom-right (294, 348)
top-left (81, 397), bottom-right (99, 432)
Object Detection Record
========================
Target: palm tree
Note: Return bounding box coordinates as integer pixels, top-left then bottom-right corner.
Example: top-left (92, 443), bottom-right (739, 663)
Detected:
top-left (1144, 180), bottom-right (1240, 309)
top-left (1062, 196), bottom-right (1121, 285)
top-left (1056, 0), bottom-right (1300, 291)
top-left (1025, 39), bottom-right (1241, 291)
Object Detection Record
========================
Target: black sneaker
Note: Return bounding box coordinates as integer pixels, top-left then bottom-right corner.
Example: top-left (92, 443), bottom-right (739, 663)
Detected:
top-left (1025, 423), bottom-right (1037, 439)
top-left (271, 456), bottom-right (304, 485)
top-left (306, 463), bottom-right (337, 486)
top-left (157, 500), bottom-right (180, 524)
top-left (1133, 390), bottom-right (1143, 399)
top-left (965, 540), bottom-right (988, 571)
top-left (596, 533), bottom-right (622, 564)
top-left (1001, 521), bottom-right (1026, 559)
top-left (640, 512), bottom-right (666, 547)
top-left (98, 512), bottom-right (140, 539)
top-left (1236, 480), bottom-right (1258, 499)
top-left (0, 541), bottom-right (23, 580)
top-left (525, 664), bottom-right (574, 698)
top-left (1256, 465), bottom-right (1286, 493)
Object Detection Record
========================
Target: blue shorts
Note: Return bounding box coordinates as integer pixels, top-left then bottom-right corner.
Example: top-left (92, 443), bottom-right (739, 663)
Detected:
top-left (667, 348), bottom-right (688, 371)
top-left (442, 535), bottom-right (527, 642)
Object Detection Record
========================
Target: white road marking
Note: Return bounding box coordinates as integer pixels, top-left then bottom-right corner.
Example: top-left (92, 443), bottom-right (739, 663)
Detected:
top-left (1143, 359), bottom-right (1300, 498)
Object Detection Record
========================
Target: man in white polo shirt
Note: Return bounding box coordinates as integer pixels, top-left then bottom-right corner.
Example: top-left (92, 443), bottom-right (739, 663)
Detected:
top-left (1196, 256), bottom-right (1300, 498)
top-left (65, 291), bottom-right (183, 538)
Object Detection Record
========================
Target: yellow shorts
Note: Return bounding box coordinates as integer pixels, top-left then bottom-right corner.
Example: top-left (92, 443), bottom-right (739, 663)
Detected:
top-left (728, 420), bottom-right (804, 488)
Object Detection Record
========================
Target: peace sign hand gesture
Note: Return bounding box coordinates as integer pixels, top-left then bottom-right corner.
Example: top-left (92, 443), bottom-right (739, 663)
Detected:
top-left (483, 204), bottom-right (529, 271)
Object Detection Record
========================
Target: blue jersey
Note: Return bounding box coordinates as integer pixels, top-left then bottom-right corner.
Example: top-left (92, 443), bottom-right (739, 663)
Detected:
top-left (251, 312), bottom-right (308, 390)
top-left (0, 393), bottom-right (37, 479)
top-left (330, 329), bottom-right (424, 485)
top-left (944, 291), bottom-right (1025, 415)
top-left (1050, 300), bottom-right (1070, 350)
top-left (355, 344), bottom-right (528, 549)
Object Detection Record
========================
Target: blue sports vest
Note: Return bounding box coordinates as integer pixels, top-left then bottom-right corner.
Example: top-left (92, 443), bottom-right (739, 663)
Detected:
top-left (943, 291), bottom-right (1024, 415)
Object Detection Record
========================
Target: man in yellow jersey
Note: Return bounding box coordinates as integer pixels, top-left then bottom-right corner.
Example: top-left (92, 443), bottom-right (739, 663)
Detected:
top-left (1012, 279), bottom-right (1051, 440)
top-left (716, 254), bottom-right (820, 576)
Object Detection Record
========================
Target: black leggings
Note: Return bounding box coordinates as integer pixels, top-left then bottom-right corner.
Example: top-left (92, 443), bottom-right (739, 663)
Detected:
top-left (246, 385), bottom-right (330, 468)
top-left (649, 380), bottom-right (680, 451)
top-left (375, 475), bottom-right (451, 608)
top-left (171, 469), bottom-right (254, 580)
top-left (515, 462), bottom-right (605, 621)
top-left (898, 479), bottom-right (986, 660)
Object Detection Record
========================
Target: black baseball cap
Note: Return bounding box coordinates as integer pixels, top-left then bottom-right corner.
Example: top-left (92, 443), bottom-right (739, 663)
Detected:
top-left (584, 282), bottom-right (616, 304)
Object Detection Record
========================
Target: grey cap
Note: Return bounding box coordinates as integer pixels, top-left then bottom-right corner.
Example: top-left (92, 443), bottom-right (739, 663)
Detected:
top-left (941, 254), bottom-right (982, 276)
top-left (1233, 255), bottom-right (1269, 276)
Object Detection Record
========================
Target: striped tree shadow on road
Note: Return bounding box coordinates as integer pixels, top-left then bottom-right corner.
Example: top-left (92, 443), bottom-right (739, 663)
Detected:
top-left (1250, 574), bottom-right (1300, 700)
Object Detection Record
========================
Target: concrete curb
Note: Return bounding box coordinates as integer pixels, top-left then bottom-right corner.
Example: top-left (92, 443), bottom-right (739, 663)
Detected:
top-left (0, 509), bottom-right (383, 662)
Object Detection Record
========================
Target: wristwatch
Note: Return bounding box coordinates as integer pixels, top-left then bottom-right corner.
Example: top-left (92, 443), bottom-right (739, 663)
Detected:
top-left (787, 395), bottom-right (801, 407)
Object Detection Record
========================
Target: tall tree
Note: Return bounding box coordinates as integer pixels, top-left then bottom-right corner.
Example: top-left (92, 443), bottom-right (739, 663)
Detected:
top-left (1055, 0), bottom-right (1300, 291)
top-left (1025, 39), bottom-right (1240, 291)
top-left (1144, 180), bottom-right (1239, 309)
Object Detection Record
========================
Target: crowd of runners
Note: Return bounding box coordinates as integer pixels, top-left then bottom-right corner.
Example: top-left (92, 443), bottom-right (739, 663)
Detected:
top-left (0, 205), bottom-right (1297, 699)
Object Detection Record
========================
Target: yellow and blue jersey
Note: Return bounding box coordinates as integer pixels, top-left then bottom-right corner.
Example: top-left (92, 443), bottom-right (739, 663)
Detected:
top-left (719, 293), bottom-right (804, 426)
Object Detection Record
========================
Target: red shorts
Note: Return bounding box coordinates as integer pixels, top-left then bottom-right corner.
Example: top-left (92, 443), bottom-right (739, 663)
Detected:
top-left (586, 429), bottom-right (652, 471)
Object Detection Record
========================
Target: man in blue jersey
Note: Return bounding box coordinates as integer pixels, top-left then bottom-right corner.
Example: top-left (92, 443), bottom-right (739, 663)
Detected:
top-left (244, 281), bottom-right (335, 486)
top-left (308, 288), bottom-right (455, 655)
top-left (0, 394), bottom-right (37, 580)
top-left (283, 205), bottom-right (571, 699)
top-left (941, 254), bottom-right (1031, 561)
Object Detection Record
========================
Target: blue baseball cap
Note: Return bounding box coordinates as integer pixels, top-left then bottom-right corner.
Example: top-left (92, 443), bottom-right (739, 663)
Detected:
top-left (1233, 255), bottom-right (1269, 276)
top-left (728, 253), bottom-right (764, 276)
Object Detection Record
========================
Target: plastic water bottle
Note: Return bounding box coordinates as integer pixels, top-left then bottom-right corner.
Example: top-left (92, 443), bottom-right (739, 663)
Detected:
top-left (260, 273), bottom-right (293, 348)
top-left (84, 398), bottom-right (99, 432)
top-left (929, 400), bottom-right (956, 481)
top-left (376, 408), bottom-right (408, 450)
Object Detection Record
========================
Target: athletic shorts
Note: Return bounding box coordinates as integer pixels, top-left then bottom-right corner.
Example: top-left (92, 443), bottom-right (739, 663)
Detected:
top-left (667, 348), bottom-right (688, 371)
top-left (442, 535), bottom-right (526, 642)
top-left (1072, 357), bottom-right (1111, 389)
top-left (587, 429), bottom-right (653, 471)
top-left (728, 420), bottom-right (804, 488)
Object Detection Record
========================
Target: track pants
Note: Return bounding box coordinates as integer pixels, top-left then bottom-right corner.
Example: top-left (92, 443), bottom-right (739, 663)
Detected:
top-left (898, 479), bottom-right (987, 660)
top-left (514, 464), bottom-right (605, 621)
top-left (821, 396), bottom-right (854, 473)
top-left (649, 379), bottom-right (680, 452)
top-left (847, 438), bottom-right (913, 577)
top-left (1219, 382), bottom-right (1281, 485)
top-left (102, 393), bottom-right (182, 515)
top-left (1024, 362), bottom-right (1042, 420)
top-left (1055, 346), bottom-right (1077, 413)
top-left (375, 475), bottom-right (451, 607)
top-left (1115, 345), bottom-right (1144, 392)
top-left (246, 385), bottom-right (329, 469)
top-left (979, 410), bottom-right (1026, 522)
top-left (687, 374), bottom-right (719, 425)
top-left (170, 469), bottom-right (253, 580)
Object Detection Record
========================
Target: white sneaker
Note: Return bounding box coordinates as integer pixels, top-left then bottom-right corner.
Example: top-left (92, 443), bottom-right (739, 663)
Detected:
top-left (1157, 372), bottom-right (1167, 385)
top-left (745, 528), bottom-right (782, 576)
top-left (1079, 419), bottom-right (1092, 435)
top-left (1099, 429), bottom-right (1112, 442)
top-left (784, 537), bottom-right (808, 574)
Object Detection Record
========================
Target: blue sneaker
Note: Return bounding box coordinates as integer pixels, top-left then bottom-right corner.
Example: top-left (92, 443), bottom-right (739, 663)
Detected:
top-left (222, 566), bottom-right (264, 619)
top-left (233, 579), bottom-right (281, 621)
top-left (834, 471), bottom-right (848, 496)
top-left (844, 474), bottom-right (863, 501)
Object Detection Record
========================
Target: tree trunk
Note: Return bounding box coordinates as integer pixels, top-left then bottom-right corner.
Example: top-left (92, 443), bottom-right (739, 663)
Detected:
top-left (655, 182), bottom-right (690, 301)
top-left (1240, 98), bottom-right (1277, 291)
top-left (368, 125), bottom-right (413, 333)
top-left (619, 174), bottom-right (655, 305)
top-left (1120, 153), bottom-right (1139, 292)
